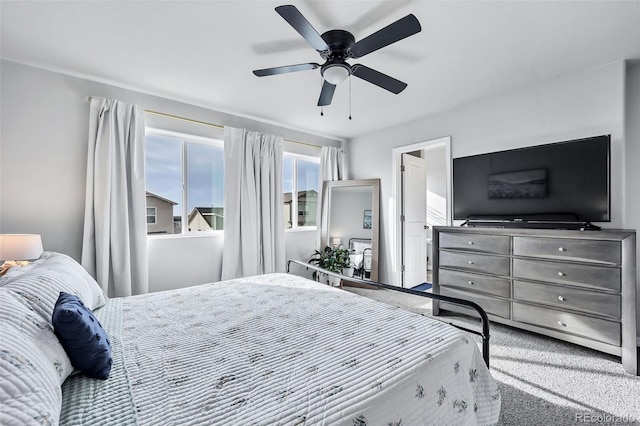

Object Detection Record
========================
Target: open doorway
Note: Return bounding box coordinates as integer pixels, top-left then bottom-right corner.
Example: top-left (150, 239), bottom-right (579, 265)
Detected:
top-left (391, 136), bottom-right (451, 288)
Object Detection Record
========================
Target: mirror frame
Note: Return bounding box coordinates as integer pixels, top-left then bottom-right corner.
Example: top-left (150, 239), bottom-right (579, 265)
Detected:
top-left (320, 178), bottom-right (380, 282)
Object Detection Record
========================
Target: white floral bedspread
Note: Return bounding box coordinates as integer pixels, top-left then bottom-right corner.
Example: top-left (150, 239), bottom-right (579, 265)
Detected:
top-left (62, 273), bottom-right (500, 425)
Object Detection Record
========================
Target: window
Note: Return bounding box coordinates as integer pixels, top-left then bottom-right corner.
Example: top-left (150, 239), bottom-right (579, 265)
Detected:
top-left (283, 153), bottom-right (320, 229)
top-left (145, 129), bottom-right (224, 235)
top-left (146, 207), bottom-right (157, 224)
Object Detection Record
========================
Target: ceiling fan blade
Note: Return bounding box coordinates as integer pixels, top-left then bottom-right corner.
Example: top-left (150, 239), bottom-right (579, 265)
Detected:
top-left (317, 81), bottom-right (336, 106)
top-left (351, 64), bottom-right (407, 94)
top-left (275, 5), bottom-right (330, 52)
top-left (349, 14), bottom-right (421, 58)
top-left (253, 63), bottom-right (320, 77)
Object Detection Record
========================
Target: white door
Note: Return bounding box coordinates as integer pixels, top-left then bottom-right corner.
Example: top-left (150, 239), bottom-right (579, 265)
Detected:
top-left (401, 153), bottom-right (427, 288)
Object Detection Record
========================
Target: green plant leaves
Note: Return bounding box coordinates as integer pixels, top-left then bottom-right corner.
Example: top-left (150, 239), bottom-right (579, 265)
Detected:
top-left (309, 246), bottom-right (351, 273)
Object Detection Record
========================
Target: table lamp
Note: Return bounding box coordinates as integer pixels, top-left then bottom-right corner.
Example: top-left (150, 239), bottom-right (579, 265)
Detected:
top-left (0, 234), bottom-right (44, 276)
top-left (331, 237), bottom-right (342, 248)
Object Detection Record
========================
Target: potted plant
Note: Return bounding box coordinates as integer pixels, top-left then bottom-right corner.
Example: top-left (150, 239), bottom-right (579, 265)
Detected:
top-left (309, 246), bottom-right (351, 286)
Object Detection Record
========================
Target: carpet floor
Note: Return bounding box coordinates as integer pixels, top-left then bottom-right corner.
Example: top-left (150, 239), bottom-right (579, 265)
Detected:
top-left (343, 286), bottom-right (640, 426)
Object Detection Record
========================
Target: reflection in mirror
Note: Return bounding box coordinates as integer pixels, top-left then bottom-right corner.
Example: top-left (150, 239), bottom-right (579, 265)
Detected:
top-left (321, 179), bottom-right (380, 282)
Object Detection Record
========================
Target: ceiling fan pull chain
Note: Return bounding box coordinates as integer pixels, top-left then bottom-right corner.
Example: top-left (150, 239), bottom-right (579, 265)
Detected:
top-left (320, 75), bottom-right (324, 116)
top-left (349, 77), bottom-right (352, 120)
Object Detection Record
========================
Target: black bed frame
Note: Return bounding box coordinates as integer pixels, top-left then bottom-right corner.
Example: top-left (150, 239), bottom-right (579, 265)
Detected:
top-left (286, 259), bottom-right (492, 368)
top-left (347, 237), bottom-right (372, 279)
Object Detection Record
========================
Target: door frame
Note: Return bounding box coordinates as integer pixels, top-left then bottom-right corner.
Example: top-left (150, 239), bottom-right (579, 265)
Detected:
top-left (391, 136), bottom-right (452, 287)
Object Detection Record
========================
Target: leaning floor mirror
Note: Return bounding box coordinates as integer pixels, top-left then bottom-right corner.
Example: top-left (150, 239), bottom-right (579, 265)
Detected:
top-left (320, 178), bottom-right (380, 282)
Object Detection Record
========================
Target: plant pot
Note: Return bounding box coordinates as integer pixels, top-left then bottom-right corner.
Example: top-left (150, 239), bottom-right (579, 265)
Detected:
top-left (328, 275), bottom-right (342, 287)
top-left (342, 267), bottom-right (354, 278)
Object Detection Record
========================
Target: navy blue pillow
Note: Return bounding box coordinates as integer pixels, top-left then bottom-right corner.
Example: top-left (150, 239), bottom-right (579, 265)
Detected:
top-left (52, 292), bottom-right (112, 379)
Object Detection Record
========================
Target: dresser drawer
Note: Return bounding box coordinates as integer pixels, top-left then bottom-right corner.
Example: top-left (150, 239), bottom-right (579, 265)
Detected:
top-left (440, 250), bottom-right (510, 276)
top-left (513, 237), bottom-right (620, 265)
top-left (513, 258), bottom-right (620, 292)
top-left (439, 232), bottom-right (511, 255)
top-left (512, 302), bottom-right (620, 346)
top-left (439, 269), bottom-right (510, 297)
top-left (513, 280), bottom-right (621, 319)
top-left (440, 287), bottom-right (510, 319)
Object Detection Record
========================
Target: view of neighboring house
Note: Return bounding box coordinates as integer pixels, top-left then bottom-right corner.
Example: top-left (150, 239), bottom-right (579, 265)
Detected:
top-left (188, 207), bottom-right (224, 231)
top-left (145, 192), bottom-right (178, 234)
top-left (149, 191), bottom-right (314, 233)
top-left (283, 190), bottom-right (317, 229)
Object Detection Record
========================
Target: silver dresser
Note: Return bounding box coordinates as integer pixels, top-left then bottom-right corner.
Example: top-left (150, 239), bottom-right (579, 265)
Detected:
top-left (432, 226), bottom-right (638, 375)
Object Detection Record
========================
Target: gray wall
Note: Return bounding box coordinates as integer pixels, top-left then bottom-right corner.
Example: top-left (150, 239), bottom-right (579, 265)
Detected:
top-left (625, 61), bottom-right (640, 339)
top-left (426, 146), bottom-right (447, 226)
top-left (348, 60), bottom-right (640, 335)
top-left (426, 146), bottom-right (447, 270)
top-left (0, 60), bottom-right (337, 291)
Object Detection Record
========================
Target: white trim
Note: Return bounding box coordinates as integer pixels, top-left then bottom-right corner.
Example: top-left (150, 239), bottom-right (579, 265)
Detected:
top-left (391, 136), bottom-right (452, 287)
top-left (146, 127), bottom-right (223, 147)
top-left (283, 153), bottom-right (320, 231)
top-left (292, 156), bottom-right (299, 230)
top-left (286, 226), bottom-right (317, 233)
top-left (181, 139), bottom-right (188, 234)
top-left (147, 232), bottom-right (223, 240)
top-left (283, 150), bottom-right (321, 163)
top-left (145, 128), bottom-right (224, 237)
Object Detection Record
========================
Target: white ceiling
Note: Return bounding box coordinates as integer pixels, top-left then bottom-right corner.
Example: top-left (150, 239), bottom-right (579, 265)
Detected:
top-left (1, 1), bottom-right (639, 140)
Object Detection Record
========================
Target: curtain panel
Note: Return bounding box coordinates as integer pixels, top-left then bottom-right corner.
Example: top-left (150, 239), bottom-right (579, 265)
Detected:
top-left (221, 127), bottom-right (285, 280)
top-left (317, 146), bottom-right (347, 248)
top-left (81, 97), bottom-right (148, 297)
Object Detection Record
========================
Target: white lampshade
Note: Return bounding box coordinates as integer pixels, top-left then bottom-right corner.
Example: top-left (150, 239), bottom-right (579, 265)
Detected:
top-left (0, 234), bottom-right (44, 261)
top-left (331, 237), bottom-right (342, 248)
top-left (322, 64), bottom-right (351, 85)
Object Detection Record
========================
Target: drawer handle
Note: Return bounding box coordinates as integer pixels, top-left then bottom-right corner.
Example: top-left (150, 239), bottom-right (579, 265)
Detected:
top-left (557, 320), bottom-right (567, 327)
top-left (468, 261), bottom-right (474, 265)
top-left (467, 281), bottom-right (474, 285)
top-left (557, 272), bottom-right (565, 277)
top-left (558, 247), bottom-right (566, 252)
top-left (558, 295), bottom-right (565, 302)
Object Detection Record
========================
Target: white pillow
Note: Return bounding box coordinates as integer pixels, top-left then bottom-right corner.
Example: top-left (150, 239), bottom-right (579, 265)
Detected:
top-left (1, 252), bottom-right (107, 322)
top-left (0, 288), bottom-right (74, 425)
top-left (351, 241), bottom-right (371, 254)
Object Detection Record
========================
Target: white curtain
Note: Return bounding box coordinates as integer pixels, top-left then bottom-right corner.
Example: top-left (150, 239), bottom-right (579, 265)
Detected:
top-left (81, 97), bottom-right (148, 297)
top-left (221, 127), bottom-right (285, 280)
top-left (320, 146), bottom-right (347, 182)
top-left (317, 146), bottom-right (347, 248)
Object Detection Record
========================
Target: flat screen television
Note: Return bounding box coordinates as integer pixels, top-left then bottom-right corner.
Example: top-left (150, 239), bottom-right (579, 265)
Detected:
top-left (453, 135), bottom-right (610, 229)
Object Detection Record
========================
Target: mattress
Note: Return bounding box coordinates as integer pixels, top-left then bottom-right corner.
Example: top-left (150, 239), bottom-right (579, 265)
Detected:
top-left (60, 273), bottom-right (500, 425)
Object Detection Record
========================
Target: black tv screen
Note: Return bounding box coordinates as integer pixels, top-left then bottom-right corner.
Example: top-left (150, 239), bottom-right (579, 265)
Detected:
top-left (453, 135), bottom-right (610, 224)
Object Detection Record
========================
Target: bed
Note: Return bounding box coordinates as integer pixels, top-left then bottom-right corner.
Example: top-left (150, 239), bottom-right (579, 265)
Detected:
top-left (0, 252), bottom-right (501, 425)
top-left (348, 238), bottom-right (373, 279)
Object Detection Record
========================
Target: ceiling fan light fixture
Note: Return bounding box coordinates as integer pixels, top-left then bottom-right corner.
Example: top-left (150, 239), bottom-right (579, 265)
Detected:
top-left (321, 63), bottom-right (351, 85)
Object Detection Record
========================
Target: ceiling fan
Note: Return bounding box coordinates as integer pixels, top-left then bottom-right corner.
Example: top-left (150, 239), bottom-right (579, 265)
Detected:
top-left (253, 5), bottom-right (421, 107)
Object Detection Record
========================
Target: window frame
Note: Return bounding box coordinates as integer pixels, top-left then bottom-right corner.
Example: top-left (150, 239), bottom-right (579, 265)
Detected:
top-left (145, 127), bottom-right (224, 238)
top-left (146, 207), bottom-right (157, 224)
top-left (283, 152), bottom-right (320, 232)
